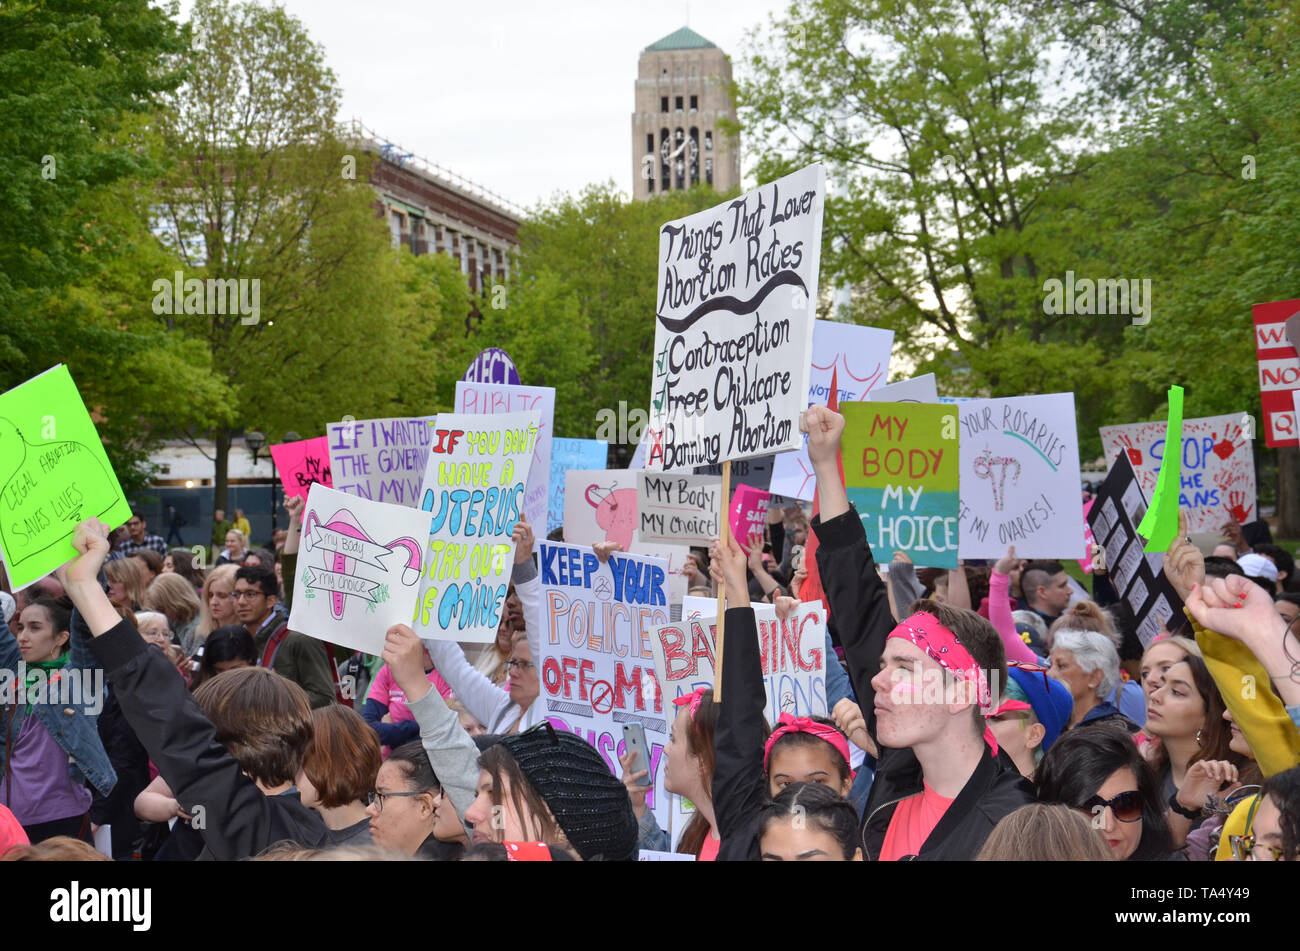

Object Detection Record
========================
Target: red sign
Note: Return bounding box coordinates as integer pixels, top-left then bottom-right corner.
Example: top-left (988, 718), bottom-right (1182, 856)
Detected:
top-left (1252, 298), bottom-right (1300, 447)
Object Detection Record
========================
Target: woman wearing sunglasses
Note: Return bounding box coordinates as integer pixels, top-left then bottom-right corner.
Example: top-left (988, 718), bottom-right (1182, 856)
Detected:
top-left (1036, 724), bottom-right (1177, 860)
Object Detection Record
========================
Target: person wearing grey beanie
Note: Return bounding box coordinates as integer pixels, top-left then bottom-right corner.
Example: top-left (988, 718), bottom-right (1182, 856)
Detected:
top-left (464, 724), bottom-right (638, 861)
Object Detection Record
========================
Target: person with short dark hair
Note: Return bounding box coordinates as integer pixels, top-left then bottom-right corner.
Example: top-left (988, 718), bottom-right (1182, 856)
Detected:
top-left (164, 504), bottom-right (185, 547)
top-left (191, 625), bottom-right (257, 689)
top-left (802, 406), bottom-right (1034, 860)
top-left (233, 564), bottom-right (335, 709)
top-left (759, 782), bottom-right (862, 861)
top-left (1252, 543), bottom-right (1294, 592)
top-left (1021, 560), bottom-right (1072, 624)
top-left (1274, 592), bottom-right (1300, 626)
top-left (61, 518), bottom-right (329, 859)
top-left (120, 511), bottom-right (167, 559)
top-left (1203, 556), bottom-right (1246, 580)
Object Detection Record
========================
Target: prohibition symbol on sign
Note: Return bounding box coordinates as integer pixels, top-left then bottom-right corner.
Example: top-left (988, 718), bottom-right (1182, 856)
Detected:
top-left (591, 680), bottom-right (615, 714)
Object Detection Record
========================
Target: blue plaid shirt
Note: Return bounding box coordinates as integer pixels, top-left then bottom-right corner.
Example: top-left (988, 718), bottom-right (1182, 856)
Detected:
top-left (118, 534), bottom-right (168, 558)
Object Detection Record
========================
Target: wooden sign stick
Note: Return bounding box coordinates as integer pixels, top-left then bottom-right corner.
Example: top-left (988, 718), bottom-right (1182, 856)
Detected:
top-left (713, 459), bottom-right (731, 702)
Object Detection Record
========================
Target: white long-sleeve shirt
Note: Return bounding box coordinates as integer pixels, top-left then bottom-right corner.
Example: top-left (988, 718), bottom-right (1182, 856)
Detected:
top-left (422, 558), bottom-right (542, 735)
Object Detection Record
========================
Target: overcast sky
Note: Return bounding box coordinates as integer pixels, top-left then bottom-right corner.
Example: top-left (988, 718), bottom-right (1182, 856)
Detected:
top-left (176, 0), bottom-right (790, 211)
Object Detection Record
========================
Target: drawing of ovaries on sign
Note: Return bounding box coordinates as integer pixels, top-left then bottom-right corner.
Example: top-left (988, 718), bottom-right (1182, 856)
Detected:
top-left (0, 416), bottom-right (120, 571)
top-left (973, 448), bottom-right (1021, 513)
top-left (302, 507), bottom-right (422, 620)
top-left (585, 483), bottom-right (637, 550)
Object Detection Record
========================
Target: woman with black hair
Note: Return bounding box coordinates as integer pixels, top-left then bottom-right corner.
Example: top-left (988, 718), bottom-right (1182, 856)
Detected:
top-left (1232, 766), bottom-right (1300, 861)
top-left (364, 740), bottom-right (464, 860)
top-left (190, 625), bottom-right (257, 688)
top-left (759, 782), bottom-right (861, 861)
top-left (1036, 724), bottom-right (1179, 861)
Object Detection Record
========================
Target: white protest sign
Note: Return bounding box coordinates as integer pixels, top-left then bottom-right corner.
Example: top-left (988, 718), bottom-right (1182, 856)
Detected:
top-left (956, 393), bottom-right (1085, 558)
top-left (867, 374), bottom-right (939, 404)
top-left (769, 319), bottom-right (894, 500)
top-left (290, 483), bottom-right (427, 655)
top-left (454, 382), bottom-right (555, 536)
top-left (326, 416), bottom-right (434, 506)
top-left (1099, 413), bottom-right (1257, 533)
top-left (413, 410), bottom-right (540, 642)
top-left (629, 542), bottom-right (691, 605)
top-left (660, 598), bottom-right (828, 724)
top-left (646, 164), bottom-right (826, 470)
top-left (538, 543), bottom-right (672, 835)
top-left (635, 472), bottom-right (722, 546)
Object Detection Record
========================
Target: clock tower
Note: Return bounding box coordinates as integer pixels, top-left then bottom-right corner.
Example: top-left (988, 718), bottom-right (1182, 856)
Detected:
top-left (632, 27), bottom-right (741, 199)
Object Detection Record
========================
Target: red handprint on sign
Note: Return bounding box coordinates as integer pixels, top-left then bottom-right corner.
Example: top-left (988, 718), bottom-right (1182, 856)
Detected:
top-left (1225, 490), bottom-right (1252, 525)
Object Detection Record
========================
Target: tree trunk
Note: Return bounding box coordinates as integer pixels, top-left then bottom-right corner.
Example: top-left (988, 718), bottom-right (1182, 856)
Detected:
top-left (214, 428), bottom-right (231, 516)
top-left (1277, 446), bottom-right (1300, 537)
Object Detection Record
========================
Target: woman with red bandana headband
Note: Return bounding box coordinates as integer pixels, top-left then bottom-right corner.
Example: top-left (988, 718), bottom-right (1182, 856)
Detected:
top-left (704, 534), bottom-right (856, 861)
top-left (800, 404), bottom-right (1035, 860)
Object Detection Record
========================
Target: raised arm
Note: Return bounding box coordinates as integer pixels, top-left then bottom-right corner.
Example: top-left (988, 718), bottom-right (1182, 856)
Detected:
top-left (383, 623), bottom-right (481, 833)
top-left (991, 547), bottom-right (1038, 665)
top-left (803, 406), bottom-right (893, 737)
top-left (706, 534), bottom-right (765, 859)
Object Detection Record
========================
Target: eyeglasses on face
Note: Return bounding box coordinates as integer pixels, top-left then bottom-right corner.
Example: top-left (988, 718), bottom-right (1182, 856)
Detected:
top-left (505, 659), bottom-right (535, 672)
top-left (232, 589), bottom-right (266, 601)
top-left (366, 790), bottom-right (433, 813)
top-left (1229, 834), bottom-right (1286, 862)
top-left (1080, 789), bottom-right (1143, 823)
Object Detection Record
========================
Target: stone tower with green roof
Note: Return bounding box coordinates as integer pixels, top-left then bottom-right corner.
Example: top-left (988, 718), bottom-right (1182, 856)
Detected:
top-left (632, 26), bottom-right (740, 199)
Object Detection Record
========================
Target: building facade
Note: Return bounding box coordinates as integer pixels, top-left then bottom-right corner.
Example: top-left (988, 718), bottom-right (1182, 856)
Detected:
top-left (348, 121), bottom-right (522, 296)
top-left (631, 27), bottom-right (741, 199)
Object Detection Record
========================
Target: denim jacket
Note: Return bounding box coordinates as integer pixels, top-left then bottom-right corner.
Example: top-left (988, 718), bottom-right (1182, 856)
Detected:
top-left (0, 611), bottom-right (117, 798)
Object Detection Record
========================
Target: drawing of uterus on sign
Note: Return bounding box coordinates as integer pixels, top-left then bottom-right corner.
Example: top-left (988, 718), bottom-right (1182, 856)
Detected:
top-left (973, 448), bottom-right (1021, 513)
top-left (585, 483), bottom-right (638, 550)
top-left (302, 506), bottom-right (422, 620)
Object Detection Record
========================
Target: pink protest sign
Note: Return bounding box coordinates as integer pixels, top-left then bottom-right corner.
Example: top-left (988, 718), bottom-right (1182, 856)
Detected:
top-left (730, 483), bottom-right (771, 553)
top-left (271, 437), bottom-right (333, 501)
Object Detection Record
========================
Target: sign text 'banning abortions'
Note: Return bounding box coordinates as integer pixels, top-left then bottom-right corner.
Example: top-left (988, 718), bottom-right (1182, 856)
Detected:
top-left (646, 164), bottom-right (825, 469)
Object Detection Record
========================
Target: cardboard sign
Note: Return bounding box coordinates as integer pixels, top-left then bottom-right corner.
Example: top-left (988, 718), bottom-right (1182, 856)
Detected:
top-left (564, 469), bottom-right (640, 549)
top-left (769, 319), bottom-right (894, 500)
top-left (413, 410), bottom-right (540, 643)
top-left (956, 393), bottom-right (1085, 558)
top-left (693, 454), bottom-right (773, 491)
top-left (840, 402), bottom-right (959, 568)
top-left (270, 436), bottom-right (333, 502)
top-left (1252, 298), bottom-right (1300, 447)
top-left (538, 543), bottom-right (671, 834)
top-left (548, 438), bottom-right (608, 537)
top-left (867, 374), bottom-right (939, 404)
top-left (628, 541), bottom-right (691, 606)
top-left (646, 164), bottom-right (825, 470)
top-left (1100, 413), bottom-right (1257, 533)
top-left (660, 598), bottom-right (828, 724)
top-left (326, 416), bottom-right (434, 507)
top-left (729, 484), bottom-right (771, 553)
top-left (455, 382), bottom-right (554, 537)
top-left (1087, 452), bottom-right (1184, 646)
top-left (0, 365), bottom-right (131, 589)
top-left (290, 484), bottom-right (425, 655)
top-left (635, 472), bottom-right (722, 546)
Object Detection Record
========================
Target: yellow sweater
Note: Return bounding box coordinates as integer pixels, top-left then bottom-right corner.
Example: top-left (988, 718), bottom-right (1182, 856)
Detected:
top-left (1191, 617), bottom-right (1300, 859)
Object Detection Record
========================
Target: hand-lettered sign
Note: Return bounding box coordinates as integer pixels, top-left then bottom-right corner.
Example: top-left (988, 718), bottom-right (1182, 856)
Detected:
top-left (841, 402), bottom-right (959, 569)
top-left (729, 484), bottom-right (771, 554)
top-left (1252, 298), bottom-right (1300, 447)
top-left (564, 469), bottom-right (640, 549)
top-left (1100, 413), bottom-right (1257, 534)
top-left (454, 382), bottom-right (555, 544)
top-left (769, 319), bottom-right (894, 500)
top-left (636, 472), bottom-right (722, 547)
top-left (538, 543), bottom-right (671, 834)
top-left (646, 164), bottom-right (825, 470)
top-left (289, 483), bottom-right (425, 655)
top-left (413, 410), bottom-right (540, 643)
top-left (270, 436), bottom-right (333, 502)
top-left (956, 393), bottom-right (1085, 559)
top-left (326, 416), bottom-right (434, 507)
top-left (464, 347), bottom-right (521, 386)
top-left (0, 365), bottom-right (131, 590)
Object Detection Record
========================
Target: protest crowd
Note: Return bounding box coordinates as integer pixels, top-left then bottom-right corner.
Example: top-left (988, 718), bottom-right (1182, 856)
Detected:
top-left (1, 169), bottom-right (1298, 872)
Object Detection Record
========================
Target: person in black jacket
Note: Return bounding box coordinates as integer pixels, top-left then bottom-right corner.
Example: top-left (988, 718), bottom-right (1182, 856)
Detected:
top-left (802, 405), bottom-right (1035, 860)
top-left (60, 517), bottom-right (328, 860)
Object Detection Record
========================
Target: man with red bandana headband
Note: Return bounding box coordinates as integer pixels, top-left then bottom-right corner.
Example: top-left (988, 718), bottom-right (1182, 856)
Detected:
top-left (802, 405), bottom-right (1035, 860)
